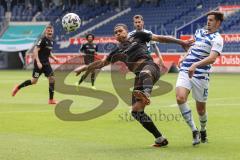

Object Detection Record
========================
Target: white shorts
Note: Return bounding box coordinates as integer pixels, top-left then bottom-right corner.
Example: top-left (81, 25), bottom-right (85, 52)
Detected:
top-left (176, 71), bottom-right (209, 102)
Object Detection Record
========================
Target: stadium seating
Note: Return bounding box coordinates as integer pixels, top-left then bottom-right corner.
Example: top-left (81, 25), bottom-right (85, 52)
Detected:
top-left (50, 4), bottom-right (116, 53)
top-left (221, 10), bottom-right (240, 33)
top-left (36, 4), bottom-right (65, 22)
top-left (0, 5), bottom-right (5, 22)
top-left (52, 5), bottom-right (116, 41)
top-left (11, 4), bottom-right (38, 21)
top-left (90, 0), bottom-right (240, 53)
top-left (0, 5), bottom-right (6, 36)
top-left (92, 0), bottom-right (229, 36)
top-left (6, 0), bottom-right (240, 53)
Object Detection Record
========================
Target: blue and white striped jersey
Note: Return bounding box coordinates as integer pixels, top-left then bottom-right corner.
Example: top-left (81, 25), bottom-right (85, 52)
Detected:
top-left (128, 29), bottom-right (156, 54)
top-left (180, 28), bottom-right (224, 80)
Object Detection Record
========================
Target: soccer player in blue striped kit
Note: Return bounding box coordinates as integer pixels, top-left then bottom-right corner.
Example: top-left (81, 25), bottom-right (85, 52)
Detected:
top-left (176, 11), bottom-right (224, 145)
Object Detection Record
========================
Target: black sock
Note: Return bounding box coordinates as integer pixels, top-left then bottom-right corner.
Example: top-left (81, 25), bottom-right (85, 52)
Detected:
top-left (139, 71), bottom-right (153, 95)
top-left (91, 72), bottom-right (95, 86)
top-left (49, 82), bottom-right (55, 100)
top-left (131, 111), bottom-right (162, 138)
top-left (78, 76), bottom-right (85, 85)
top-left (18, 80), bottom-right (32, 89)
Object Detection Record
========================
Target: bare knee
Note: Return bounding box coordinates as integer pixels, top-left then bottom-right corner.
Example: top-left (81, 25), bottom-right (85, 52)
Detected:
top-left (31, 78), bottom-right (38, 84)
top-left (197, 109), bottom-right (205, 116)
top-left (48, 76), bottom-right (55, 83)
top-left (132, 101), bottom-right (145, 112)
top-left (176, 87), bottom-right (189, 105)
top-left (196, 102), bottom-right (206, 116)
top-left (176, 95), bottom-right (187, 104)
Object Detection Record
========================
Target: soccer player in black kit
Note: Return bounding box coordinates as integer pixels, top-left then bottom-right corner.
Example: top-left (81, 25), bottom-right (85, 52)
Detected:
top-left (77, 33), bottom-right (98, 89)
top-left (12, 25), bottom-right (59, 105)
top-left (74, 24), bottom-right (191, 147)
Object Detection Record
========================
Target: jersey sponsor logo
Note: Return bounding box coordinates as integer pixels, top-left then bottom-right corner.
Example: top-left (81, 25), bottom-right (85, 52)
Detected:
top-left (34, 72), bottom-right (40, 78)
top-left (46, 46), bottom-right (53, 50)
top-left (216, 42), bottom-right (222, 47)
top-left (128, 37), bottom-right (134, 42)
top-left (37, 40), bottom-right (42, 45)
top-left (195, 43), bottom-right (209, 49)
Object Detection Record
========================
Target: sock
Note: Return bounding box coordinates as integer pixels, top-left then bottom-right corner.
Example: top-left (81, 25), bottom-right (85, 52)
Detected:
top-left (199, 113), bottom-right (207, 131)
top-left (78, 76), bottom-right (85, 85)
top-left (131, 111), bottom-right (162, 138)
top-left (49, 82), bottom-right (55, 100)
top-left (139, 71), bottom-right (153, 95)
top-left (178, 103), bottom-right (197, 131)
top-left (91, 72), bottom-right (95, 86)
top-left (18, 80), bottom-right (32, 89)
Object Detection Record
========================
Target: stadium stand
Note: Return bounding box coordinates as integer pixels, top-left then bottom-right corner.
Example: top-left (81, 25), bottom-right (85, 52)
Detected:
top-left (32, 0), bottom-right (238, 53)
top-left (1, 0), bottom-right (240, 53)
top-left (11, 4), bottom-right (38, 21)
top-left (0, 5), bottom-right (5, 22)
top-left (0, 4), bottom-right (6, 36)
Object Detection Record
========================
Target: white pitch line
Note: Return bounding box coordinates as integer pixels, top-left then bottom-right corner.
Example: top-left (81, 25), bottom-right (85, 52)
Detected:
top-left (167, 97), bottom-right (240, 108)
top-left (0, 110), bottom-right (52, 114)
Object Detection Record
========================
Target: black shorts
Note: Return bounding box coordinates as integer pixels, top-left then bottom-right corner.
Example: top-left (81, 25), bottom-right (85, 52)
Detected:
top-left (132, 61), bottom-right (160, 105)
top-left (32, 61), bottom-right (54, 78)
top-left (84, 54), bottom-right (94, 65)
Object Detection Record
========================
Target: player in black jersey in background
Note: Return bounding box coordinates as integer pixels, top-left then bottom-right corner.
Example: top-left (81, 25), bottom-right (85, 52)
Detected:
top-left (77, 33), bottom-right (98, 89)
top-left (74, 24), bottom-right (192, 147)
top-left (12, 25), bottom-right (59, 105)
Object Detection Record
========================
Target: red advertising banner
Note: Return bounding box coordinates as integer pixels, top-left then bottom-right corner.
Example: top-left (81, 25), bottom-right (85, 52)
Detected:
top-left (214, 54), bottom-right (240, 66)
top-left (70, 34), bottom-right (240, 44)
top-left (219, 5), bottom-right (240, 12)
top-left (180, 34), bottom-right (240, 42)
top-left (221, 34), bottom-right (240, 42)
top-left (69, 37), bottom-right (118, 44)
top-left (159, 54), bottom-right (240, 67)
top-left (26, 53), bottom-right (240, 67)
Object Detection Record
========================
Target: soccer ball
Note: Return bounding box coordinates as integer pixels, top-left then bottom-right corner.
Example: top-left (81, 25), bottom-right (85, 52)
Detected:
top-left (62, 13), bottom-right (81, 32)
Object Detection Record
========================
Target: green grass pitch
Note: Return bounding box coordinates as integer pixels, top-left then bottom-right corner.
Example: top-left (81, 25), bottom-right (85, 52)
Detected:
top-left (0, 70), bottom-right (240, 160)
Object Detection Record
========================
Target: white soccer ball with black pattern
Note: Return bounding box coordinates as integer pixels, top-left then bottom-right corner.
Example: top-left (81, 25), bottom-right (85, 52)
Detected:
top-left (62, 13), bottom-right (81, 32)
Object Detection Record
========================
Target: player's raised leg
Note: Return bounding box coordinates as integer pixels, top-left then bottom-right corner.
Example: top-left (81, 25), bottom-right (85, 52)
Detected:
top-left (12, 78), bottom-right (38, 96)
top-left (131, 64), bottom-right (168, 147)
top-left (131, 100), bottom-right (168, 147)
top-left (90, 71), bottom-right (96, 89)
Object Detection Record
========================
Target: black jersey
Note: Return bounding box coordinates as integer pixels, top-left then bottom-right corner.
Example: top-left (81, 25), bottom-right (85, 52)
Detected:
top-left (106, 31), bottom-right (153, 71)
top-left (36, 36), bottom-right (53, 63)
top-left (80, 42), bottom-right (98, 55)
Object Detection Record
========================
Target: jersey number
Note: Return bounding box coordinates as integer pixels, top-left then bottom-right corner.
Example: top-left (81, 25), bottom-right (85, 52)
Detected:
top-left (203, 88), bottom-right (208, 97)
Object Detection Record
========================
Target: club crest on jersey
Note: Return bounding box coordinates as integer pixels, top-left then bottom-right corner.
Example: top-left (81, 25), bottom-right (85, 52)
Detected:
top-left (128, 37), bottom-right (134, 42)
top-left (47, 46), bottom-right (53, 50)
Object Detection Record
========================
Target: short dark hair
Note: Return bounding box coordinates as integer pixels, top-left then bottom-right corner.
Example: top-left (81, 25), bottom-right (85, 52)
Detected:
top-left (86, 33), bottom-right (95, 40)
top-left (133, 14), bottom-right (144, 21)
top-left (114, 23), bottom-right (128, 31)
top-left (46, 24), bottom-right (53, 29)
top-left (207, 11), bottom-right (224, 23)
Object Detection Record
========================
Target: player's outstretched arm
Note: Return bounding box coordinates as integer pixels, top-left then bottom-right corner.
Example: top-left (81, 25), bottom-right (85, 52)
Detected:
top-left (151, 34), bottom-right (193, 51)
top-left (74, 59), bottom-right (109, 76)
